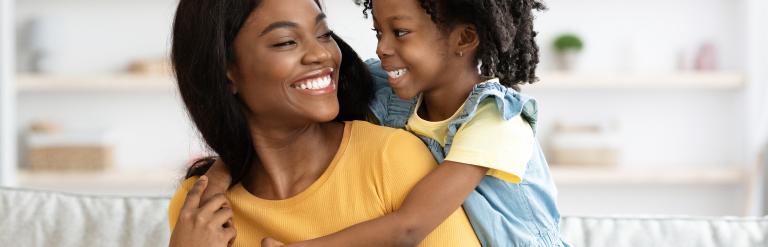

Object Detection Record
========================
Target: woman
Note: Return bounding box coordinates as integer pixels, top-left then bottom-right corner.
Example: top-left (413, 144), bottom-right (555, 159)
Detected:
top-left (166, 0), bottom-right (481, 246)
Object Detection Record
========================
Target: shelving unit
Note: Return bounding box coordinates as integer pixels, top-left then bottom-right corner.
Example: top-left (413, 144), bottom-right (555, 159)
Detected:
top-left (528, 72), bottom-right (745, 90)
top-left (550, 166), bottom-right (747, 185)
top-left (14, 72), bottom-right (745, 92)
top-left (0, 0), bottom-right (17, 186)
top-left (17, 168), bottom-right (182, 195)
top-left (16, 74), bottom-right (176, 92)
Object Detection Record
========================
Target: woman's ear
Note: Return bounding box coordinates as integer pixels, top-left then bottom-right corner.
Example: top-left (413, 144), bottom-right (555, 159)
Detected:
top-left (450, 24), bottom-right (479, 57)
top-left (226, 67), bottom-right (239, 95)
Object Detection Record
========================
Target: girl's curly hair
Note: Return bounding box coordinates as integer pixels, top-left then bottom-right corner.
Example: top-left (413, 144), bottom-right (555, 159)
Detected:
top-left (356, 0), bottom-right (546, 88)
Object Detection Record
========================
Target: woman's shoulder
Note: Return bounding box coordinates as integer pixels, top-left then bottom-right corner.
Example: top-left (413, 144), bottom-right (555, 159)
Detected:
top-left (346, 120), bottom-right (426, 159)
top-left (349, 120), bottom-right (404, 137)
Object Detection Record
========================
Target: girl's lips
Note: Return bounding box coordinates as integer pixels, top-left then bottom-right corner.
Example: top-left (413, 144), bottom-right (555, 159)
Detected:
top-left (384, 67), bottom-right (408, 88)
top-left (387, 74), bottom-right (404, 88)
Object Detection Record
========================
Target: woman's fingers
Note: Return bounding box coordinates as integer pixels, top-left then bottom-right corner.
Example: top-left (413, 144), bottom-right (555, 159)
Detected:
top-left (182, 176), bottom-right (209, 211)
top-left (201, 158), bottom-right (231, 203)
top-left (211, 207), bottom-right (234, 227)
top-left (200, 193), bottom-right (229, 214)
top-left (225, 227), bottom-right (237, 247)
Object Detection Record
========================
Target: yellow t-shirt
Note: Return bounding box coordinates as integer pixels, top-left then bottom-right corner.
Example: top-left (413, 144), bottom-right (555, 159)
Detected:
top-left (168, 121), bottom-right (480, 247)
top-left (407, 97), bottom-right (534, 183)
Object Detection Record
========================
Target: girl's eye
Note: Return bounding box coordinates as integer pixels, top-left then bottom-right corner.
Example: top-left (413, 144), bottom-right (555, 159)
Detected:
top-left (272, 40), bottom-right (297, 48)
top-left (372, 28), bottom-right (382, 40)
top-left (394, 29), bottom-right (409, 38)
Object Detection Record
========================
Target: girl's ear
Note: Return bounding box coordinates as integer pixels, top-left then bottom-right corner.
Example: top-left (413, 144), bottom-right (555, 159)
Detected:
top-left (451, 24), bottom-right (480, 57)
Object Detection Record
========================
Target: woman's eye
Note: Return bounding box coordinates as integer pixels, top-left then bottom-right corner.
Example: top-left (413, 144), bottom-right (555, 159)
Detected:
top-left (318, 31), bottom-right (334, 41)
top-left (272, 40), bottom-right (297, 48)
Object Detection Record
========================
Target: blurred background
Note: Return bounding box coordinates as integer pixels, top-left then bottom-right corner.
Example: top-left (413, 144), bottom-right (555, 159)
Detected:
top-left (0, 0), bottom-right (766, 217)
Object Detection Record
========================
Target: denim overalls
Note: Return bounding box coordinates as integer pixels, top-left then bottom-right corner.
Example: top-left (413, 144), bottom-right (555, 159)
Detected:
top-left (366, 60), bottom-right (570, 247)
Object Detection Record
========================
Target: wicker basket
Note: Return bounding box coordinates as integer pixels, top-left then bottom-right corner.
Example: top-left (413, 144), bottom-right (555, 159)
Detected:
top-left (26, 145), bottom-right (114, 171)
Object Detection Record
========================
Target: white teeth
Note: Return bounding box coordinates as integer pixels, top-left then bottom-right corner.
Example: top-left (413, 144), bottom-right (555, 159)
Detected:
top-left (296, 75), bottom-right (332, 90)
top-left (387, 68), bottom-right (408, 79)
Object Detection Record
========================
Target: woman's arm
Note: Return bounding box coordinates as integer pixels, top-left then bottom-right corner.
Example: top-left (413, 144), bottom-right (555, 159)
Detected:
top-left (285, 161), bottom-right (487, 247)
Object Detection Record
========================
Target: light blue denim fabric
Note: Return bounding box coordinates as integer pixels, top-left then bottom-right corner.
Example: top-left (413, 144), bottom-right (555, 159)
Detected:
top-left (366, 59), bottom-right (569, 247)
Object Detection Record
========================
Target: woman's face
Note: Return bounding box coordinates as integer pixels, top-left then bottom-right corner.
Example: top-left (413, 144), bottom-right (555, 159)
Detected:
top-left (229, 0), bottom-right (342, 126)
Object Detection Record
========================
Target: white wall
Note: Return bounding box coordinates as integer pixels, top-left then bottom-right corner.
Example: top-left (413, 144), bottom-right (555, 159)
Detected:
top-left (10, 0), bottom-right (756, 215)
top-left (535, 0), bottom-right (745, 73)
top-left (1, 0), bottom-right (18, 186)
top-left (14, 0), bottom-right (178, 73)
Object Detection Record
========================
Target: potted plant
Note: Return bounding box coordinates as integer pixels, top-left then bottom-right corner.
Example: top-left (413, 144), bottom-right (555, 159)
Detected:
top-left (553, 33), bottom-right (584, 71)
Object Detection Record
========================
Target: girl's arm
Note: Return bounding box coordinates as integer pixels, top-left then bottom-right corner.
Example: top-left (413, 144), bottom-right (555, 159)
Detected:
top-left (286, 161), bottom-right (487, 247)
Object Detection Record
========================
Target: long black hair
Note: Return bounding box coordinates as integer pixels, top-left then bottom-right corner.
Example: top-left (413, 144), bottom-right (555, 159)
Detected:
top-left (172, 0), bottom-right (374, 184)
top-left (358, 0), bottom-right (545, 89)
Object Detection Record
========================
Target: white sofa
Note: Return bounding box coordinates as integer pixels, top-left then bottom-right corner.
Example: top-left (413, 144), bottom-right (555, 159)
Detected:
top-left (2, 186), bottom-right (767, 247)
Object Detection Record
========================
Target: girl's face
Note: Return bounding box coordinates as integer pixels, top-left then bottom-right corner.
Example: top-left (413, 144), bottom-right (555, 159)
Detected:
top-left (372, 0), bottom-right (452, 99)
top-left (229, 0), bottom-right (342, 126)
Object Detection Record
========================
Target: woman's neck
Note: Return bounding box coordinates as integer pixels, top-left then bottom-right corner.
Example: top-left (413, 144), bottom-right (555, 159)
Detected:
top-left (420, 67), bottom-right (481, 122)
top-left (243, 120), bottom-right (345, 200)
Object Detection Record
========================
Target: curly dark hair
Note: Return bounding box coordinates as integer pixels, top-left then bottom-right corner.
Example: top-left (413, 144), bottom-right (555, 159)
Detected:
top-left (355, 0), bottom-right (546, 88)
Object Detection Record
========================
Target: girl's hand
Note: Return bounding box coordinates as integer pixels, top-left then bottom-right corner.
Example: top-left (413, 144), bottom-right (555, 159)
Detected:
top-left (261, 237), bottom-right (285, 247)
top-left (170, 176), bottom-right (237, 247)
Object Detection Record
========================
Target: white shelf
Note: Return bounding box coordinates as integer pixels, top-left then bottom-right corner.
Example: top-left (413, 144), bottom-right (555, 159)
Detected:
top-left (17, 168), bottom-right (183, 195)
top-left (526, 72), bottom-right (745, 90)
top-left (551, 166), bottom-right (748, 185)
top-left (16, 74), bottom-right (176, 92)
top-left (16, 72), bottom-right (746, 92)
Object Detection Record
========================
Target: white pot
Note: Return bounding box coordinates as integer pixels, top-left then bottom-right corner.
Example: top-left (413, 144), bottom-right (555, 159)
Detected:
top-left (554, 50), bottom-right (580, 71)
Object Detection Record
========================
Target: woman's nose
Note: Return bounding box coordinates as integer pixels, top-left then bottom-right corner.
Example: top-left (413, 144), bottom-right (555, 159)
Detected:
top-left (302, 39), bottom-right (333, 65)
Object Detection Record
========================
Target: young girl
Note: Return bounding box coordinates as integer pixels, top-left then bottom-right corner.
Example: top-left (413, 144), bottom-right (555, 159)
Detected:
top-left (202, 0), bottom-right (568, 246)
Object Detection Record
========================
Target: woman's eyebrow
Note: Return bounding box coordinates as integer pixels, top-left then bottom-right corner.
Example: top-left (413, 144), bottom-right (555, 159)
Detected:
top-left (260, 21), bottom-right (297, 36)
top-left (260, 13), bottom-right (327, 37)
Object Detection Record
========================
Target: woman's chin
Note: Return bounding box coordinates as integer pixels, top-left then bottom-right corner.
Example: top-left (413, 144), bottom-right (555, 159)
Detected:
top-left (309, 106), bottom-right (340, 122)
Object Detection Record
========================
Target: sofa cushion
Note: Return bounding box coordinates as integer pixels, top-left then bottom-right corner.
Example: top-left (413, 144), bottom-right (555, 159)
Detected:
top-left (0, 186), bottom-right (169, 247)
top-left (561, 215), bottom-right (768, 247)
top-left (3, 186), bottom-right (768, 247)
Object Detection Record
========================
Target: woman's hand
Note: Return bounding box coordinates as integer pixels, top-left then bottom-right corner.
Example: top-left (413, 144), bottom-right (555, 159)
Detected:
top-left (261, 237), bottom-right (285, 247)
top-left (170, 176), bottom-right (237, 247)
top-left (201, 158), bottom-right (232, 203)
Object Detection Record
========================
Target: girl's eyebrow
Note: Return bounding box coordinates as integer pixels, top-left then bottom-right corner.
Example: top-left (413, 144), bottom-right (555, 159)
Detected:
top-left (259, 13), bottom-right (327, 37)
top-left (387, 15), bottom-right (412, 21)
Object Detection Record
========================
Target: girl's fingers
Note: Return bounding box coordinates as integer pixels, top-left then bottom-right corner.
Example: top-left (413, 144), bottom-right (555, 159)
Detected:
top-left (261, 237), bottom-right (284, 247)
top-left (181, 176), bottom-right (208, 211)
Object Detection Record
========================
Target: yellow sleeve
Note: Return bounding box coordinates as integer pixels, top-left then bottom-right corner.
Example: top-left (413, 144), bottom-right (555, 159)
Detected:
top-left (380, 130), bottom-right (439, 211)
top-left (445, 100), bottom-right (534, 183)
top-left (168, 177), bottom-right (199, 231)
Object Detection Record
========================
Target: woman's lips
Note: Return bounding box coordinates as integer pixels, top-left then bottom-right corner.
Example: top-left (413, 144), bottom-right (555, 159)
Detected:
top-left (290, 70), bottom-right (336, 96)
